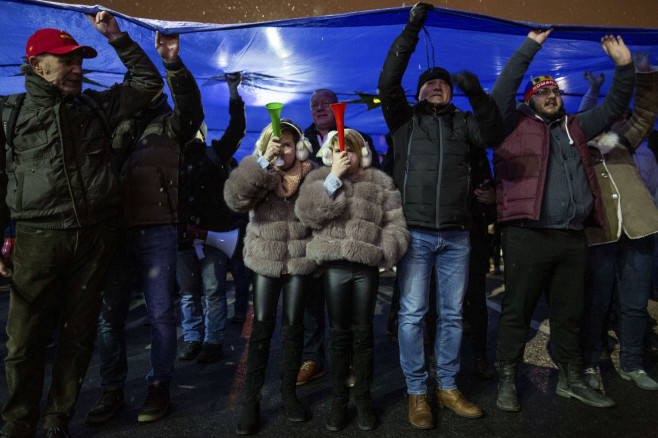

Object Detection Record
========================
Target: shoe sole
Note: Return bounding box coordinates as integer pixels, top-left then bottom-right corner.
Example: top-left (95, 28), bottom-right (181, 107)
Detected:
top-left (409, 421), bottom-right (434, 430)
top-left (555, 388), bottom-right (616, 407)
top-left (496, 399), bottom-right (521, 412)
top-left (137, 405), bottom-right (170, 423)
top-left (296, 372), bottom-right (325, 386)
top-left (438, 402), bottom-right (483, 418)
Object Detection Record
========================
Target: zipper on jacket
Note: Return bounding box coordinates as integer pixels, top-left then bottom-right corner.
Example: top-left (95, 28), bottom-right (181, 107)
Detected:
top-left (435, 113), bottom-right (443, 229)
top-left (57, 98), bottom-right (81, 227)
top-left (402, 121), bottom-right (415, 205)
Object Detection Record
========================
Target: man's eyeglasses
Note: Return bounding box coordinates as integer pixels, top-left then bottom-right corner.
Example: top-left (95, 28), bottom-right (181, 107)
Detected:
top-left (534, 87), bottom-right (564, 97)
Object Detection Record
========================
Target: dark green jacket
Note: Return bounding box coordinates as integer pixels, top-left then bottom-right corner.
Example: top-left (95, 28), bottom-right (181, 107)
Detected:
top-left (0, 32), bottom-right (163, 230)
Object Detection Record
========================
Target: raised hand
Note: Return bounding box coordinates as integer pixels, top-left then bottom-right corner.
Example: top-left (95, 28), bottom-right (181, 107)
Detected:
top-left (155, 31), bottom-right (179, 63)
top-left (601, 35), bottom-right (632, 66)
top-left (408, 3), bottom-right (434, 29)
top-left (527, 28), bottom-right (553, 45)
top-left (584, 71), bottom-right (605, 88)
top-left (263, 136), bottom-right (281, 162)
top-left (86, 11), bottom-right (122, 41)
top-left (452, 71), bottom-right (484, 98)
top-left (331, 150), bottom-right (351, 179)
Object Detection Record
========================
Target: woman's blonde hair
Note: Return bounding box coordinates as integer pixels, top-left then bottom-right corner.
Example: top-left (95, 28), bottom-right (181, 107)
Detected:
top-left (319, 128), bottom-right (372, 168)
top-left (328, 129), bottom-right (364, 161)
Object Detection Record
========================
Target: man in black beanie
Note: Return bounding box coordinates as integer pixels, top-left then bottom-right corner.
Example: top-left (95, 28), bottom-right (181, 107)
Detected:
top-left (377, 2), bottom-right (504, 430)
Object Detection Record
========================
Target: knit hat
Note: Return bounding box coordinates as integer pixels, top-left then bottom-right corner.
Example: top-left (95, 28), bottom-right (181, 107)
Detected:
top-left (524, 75), bottom-right (559, 101)
top-left (416, 67), bottom-right (452, 100)
top-left (26, 28), bottom-right (97, 61)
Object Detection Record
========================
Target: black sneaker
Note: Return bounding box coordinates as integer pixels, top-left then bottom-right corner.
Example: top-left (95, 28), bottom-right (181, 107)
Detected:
top-left (196, 342), bottom-right (223, 364)
top-left (178, 340), bottom-right (202, 361)
top-left (86, 388), bottom-right (124, 424)
top-left (45, 427), bottom-right (71, 438)
top-left (138, 383), bottom-right (170, 423)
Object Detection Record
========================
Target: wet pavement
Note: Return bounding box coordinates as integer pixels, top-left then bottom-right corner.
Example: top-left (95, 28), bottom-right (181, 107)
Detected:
top-left (1, 271), bottom-right (657, 438)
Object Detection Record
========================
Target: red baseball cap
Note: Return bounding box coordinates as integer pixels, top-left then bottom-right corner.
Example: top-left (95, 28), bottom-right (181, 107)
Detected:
top-left (26, 28), bottom-right (97, 61)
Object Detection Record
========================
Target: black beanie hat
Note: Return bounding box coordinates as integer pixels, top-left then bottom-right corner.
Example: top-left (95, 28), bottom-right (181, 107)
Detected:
top-left (416, 67), bottom-right (452, 100)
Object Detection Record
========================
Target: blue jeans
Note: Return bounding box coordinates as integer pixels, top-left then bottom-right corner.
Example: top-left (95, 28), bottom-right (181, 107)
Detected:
top-left (398, 228), bottom-right (470, 392)
top-left (177, 246), bottom-right (228, 345)
top-left (97, 224), bottom-right (178, 389)
top-left (584, 236), bottom-right (653, 372)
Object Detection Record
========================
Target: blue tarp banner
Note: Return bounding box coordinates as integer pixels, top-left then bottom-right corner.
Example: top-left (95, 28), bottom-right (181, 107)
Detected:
top-left (1, 0), bottom-right (657, 160)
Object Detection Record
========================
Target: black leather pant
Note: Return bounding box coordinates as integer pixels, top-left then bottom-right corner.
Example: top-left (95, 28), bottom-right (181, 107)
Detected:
top-left (252, 273), bottom-right (308, 326)
top-left (324, 261), bottom-right (379, 330)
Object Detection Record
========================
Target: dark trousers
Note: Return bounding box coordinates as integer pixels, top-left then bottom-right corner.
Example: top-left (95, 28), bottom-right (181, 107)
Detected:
top-left (2, 222), bottom-right (116, 436)
top-left (252, 273), bottom-right (307, 325)
top-left (301, 274), bottom-right (326, 367)
top-left (324, 261), bottom-right (378, 331)
top-left (496, 226), bottom-right (587, 364)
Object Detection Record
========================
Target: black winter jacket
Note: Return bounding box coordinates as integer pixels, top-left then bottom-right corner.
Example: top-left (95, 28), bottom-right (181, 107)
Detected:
top-left (377, 24), bottom-right (504, 230)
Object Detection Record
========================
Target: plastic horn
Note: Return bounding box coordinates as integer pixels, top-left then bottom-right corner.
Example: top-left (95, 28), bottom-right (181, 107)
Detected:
top-left (186, 225), bottom-right (239, 259)
top-left (265, 102), bottom-right (285, 166)
top-left (330, 102), bottom-right (347, 152)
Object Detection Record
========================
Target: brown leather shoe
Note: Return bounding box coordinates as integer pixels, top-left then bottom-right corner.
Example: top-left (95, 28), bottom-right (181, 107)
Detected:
top-left (435, 389), bottom-right (483, 418)
top-left (408, 394), bottom-right (434, 429)
top-left (296, 360), bottom-right (325, 385)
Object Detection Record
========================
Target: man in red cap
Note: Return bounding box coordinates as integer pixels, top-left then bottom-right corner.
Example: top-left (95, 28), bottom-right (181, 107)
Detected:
top-left (490, 29), bottom-right (634, 413)
top-left (0, 11), bottom-right (163, 438)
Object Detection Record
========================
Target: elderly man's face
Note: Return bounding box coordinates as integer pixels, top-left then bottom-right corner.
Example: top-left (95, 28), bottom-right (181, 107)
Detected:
top-left (418, 79), bottom-right (452, 106)
top-left (310, 90), bottom-right (338, 131)
top-left (31, 51), bottom-right (84, 96)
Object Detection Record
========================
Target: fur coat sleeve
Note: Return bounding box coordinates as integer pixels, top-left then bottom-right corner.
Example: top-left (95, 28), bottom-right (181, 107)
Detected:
top-left (224, 155), bottom-right (278, 213)
top-left (378, 172), bottom-right (410, 268)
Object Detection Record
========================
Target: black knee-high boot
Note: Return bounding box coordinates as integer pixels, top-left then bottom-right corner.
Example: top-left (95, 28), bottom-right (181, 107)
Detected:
top-left (280, 324), bottom-right (307, 422)
top-left (327, 328), bottom-right (352, 432)
top-left (353, 325), bottom-right (377, 431)
top-left (236, 320), bottom-right (276, 435)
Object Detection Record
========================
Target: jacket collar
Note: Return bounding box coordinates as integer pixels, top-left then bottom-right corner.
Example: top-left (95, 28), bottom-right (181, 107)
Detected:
top-left (23, 65), bottom-right (73, 106)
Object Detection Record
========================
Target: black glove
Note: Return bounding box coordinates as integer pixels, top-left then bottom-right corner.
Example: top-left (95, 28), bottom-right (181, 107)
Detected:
top-left (407, 3), bottom-right (434, 32)
top-left (451, 71), bottom-right (485, 98)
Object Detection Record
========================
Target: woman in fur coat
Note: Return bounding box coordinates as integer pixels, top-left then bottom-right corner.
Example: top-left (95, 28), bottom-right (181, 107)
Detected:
top-left (224, 119), bottom-right (317, 435)
top-left (295, 129), bottom-right (410, 431)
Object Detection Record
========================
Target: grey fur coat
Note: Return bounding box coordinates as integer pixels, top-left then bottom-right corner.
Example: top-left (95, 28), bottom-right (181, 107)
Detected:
top-left (224, 156), bottom-right (317, 277)
top-left (295, 166), bottom-right (409, 269)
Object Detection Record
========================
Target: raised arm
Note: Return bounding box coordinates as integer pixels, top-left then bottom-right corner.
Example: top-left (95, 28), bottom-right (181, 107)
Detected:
top-left (615, 53), bottom-right (658, 149)
top-left (576, 35), bottom-right (635, 140)
top-left (84, 11), bottom-right (164, 128)
top-left (156, 32), bottom-right (205, 144)
top-left (491, 29), bottom-right (552, 135)
top-left (211, 73), bottom-right (246, 164)
top-left (578, 72), bottom-right (605, 113)
top-left (377, 3), bottom-right (433, 132)
top-left (453, 71), bottom-right (505, 148)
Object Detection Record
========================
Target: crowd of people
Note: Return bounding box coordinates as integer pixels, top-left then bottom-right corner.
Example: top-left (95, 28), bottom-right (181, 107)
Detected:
top-left (1, 3), bottom-right (657, 437)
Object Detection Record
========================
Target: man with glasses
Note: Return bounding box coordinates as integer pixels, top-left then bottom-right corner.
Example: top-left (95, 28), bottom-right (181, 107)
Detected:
top-left (490, 29), bottom-right (635, 412)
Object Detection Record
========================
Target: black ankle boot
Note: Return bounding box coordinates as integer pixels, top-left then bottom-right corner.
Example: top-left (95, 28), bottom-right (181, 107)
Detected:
top-left (556, 361), bottom-right (615, 408)
top-left (353, 325), bottom-right (377, 431)
top-left (280, 324), bottom-right (307, 422)
top-left (236, 320), bottom-right (275, 435)
top-left (327, 328), bottom-right (352, 432)
top-left (496, 361), bottom-right (520, 412)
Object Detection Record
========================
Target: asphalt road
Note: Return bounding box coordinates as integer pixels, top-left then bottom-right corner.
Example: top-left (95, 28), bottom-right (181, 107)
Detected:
top-left (1, 271), bottom-right (657, 438)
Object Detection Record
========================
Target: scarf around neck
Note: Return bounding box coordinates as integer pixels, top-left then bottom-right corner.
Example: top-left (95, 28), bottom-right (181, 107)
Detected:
top-left (275, 159), bottom-right (312, 199)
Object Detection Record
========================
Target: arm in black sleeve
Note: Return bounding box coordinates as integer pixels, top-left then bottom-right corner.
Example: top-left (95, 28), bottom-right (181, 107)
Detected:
top-left (164, 57), bottom-right (205, 145)
top-left (211, 97), bottom-right (246, 164)
top-left (377, 25), bottom-right (417, 133)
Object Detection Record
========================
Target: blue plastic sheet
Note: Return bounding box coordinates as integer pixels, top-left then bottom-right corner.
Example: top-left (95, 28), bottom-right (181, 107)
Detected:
top-left (1, 0), bottom-right (657, 161)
